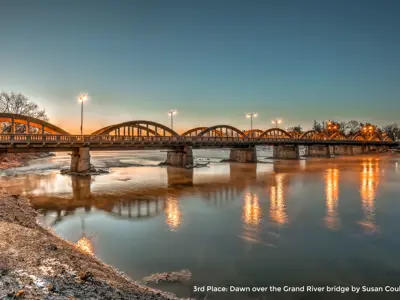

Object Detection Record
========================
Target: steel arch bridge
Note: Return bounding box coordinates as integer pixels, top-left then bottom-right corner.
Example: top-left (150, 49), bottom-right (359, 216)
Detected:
top-left (91, 120), bottom-right (180, 137)
top-left (0, 113), bottom-right (69, 135)
top-left (0, 114), bottom-right (396, 154)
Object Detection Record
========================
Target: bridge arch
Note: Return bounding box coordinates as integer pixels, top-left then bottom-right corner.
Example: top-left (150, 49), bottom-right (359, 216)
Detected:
top-left (92, 120), bottom-right (179, 136)
top-left (0, 113), bottom-right (69, 134)
top-left (288, 131), bottom-right (302, 139)
top-left (383, 136), bottom-right (394, 142)
top-left (368, 134), bottom-right (382, 142)
top-left (329, 132), bottom-right (347, 140)
top-left (181, 127), bottom-right (223, 137)
top-left (300, 130), bottom-right (328, 140)
top-left (352, 133), bottom-right (366, 141)
top-left (197, 125), bottom-right (246, 138)
top-left (259, 128), bottom-right (292, 139)
top-left (244, 129), bottom-right (264, 137)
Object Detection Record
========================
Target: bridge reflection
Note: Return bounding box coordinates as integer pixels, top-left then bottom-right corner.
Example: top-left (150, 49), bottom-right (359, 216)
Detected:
top-left (21, 156), bottom-right (384, 234)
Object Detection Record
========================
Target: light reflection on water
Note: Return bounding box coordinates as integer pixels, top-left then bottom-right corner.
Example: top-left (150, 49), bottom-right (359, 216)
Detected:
top-left (325, 168), bottom-right (340, 231)
top-left (1, 152), bottom-right (400, 299)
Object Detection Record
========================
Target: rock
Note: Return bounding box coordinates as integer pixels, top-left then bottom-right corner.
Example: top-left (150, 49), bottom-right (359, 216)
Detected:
top-left (0, 268), bottom-right (8, 276)
top-left (15, 290), bottom-right (25, 298)
top-left (47, 244), bottom-right (58, 251)
top-left (79, 271), bottom-right (93, 281)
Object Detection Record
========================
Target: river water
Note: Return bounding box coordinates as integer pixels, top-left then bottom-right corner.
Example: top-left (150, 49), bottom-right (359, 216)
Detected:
top-left (1, 148), bottom-right (400, 299)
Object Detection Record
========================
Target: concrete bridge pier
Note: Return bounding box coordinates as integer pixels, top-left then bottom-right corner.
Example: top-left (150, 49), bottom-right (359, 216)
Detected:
top-left (273, 145), bottom-right (300, 159)
top-left (333, 145), bottom-right (354, 156)
top-left (305, 145), bottom-right (331, 157)
top-left (374, 145), bottom-right (388, 153)
top-left (166, 146), bottom-right (193, 167)
top-left (229, 147), bottom-right (257, 163)
top-left (70, 147), bottom-right (91, 173)
top-left (352, 145), bottom-right (365, 155)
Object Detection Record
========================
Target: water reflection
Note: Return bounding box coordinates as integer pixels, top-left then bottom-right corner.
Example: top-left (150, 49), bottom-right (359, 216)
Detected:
top-left (165, 196), bottom-right (182, 231)
top-left (359, 159), bottom-right (380, 233)
top-left (324, 168), bottom-right (340, 231)
top-left (269, 173), bottom-right (288, 225)
top-left (242, 193), bottom-right (262, 243)
top-left (75, 218), bottom-right (94, 256)
top-left (243, 193), bottom-right (262, 226)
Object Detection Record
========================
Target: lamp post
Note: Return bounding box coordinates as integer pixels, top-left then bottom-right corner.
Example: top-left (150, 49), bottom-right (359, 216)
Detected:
top-left (272, 119), bottom-right (282, 128)
top-left (78, 93), bottom-right (88, 136)
top-left (168, 110), bottom-right (177, 130)
top-left (246, 113), bottom-right (257, 137)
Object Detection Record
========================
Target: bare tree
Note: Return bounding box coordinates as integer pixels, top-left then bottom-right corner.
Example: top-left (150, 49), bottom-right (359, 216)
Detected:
top-left (382, 123), bottom-right (399, 140)
top-left (0, 92), bottom-right (48, 133)
top-left (312, 120), bottom-right (323, 132)
top-left (287, 125), bottom-right (302, 133)
top-left (344, 120), bottom-right (360, 136)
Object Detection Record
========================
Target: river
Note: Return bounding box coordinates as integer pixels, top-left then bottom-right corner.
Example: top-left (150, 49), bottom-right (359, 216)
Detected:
top-left (1, 148), bottom-right (400, 299)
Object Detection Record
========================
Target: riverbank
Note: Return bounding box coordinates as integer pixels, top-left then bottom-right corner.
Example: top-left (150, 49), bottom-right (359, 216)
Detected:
top-left (0, 190), bottom-right (183, 300)
top-left (0, 153), bottom-right (54, 170)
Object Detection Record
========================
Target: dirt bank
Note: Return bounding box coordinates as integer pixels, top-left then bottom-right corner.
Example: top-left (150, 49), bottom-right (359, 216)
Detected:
top-left (0, 153), bottom-right (54, 170)
top-left (0, 190), bottom-right (183, 299)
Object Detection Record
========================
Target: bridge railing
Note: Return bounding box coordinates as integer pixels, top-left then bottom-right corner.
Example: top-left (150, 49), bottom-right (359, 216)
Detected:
top-left (0, 134), bottom-right (394, 145)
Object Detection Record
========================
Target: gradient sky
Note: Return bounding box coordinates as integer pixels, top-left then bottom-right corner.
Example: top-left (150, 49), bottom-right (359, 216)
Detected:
top-left (0, 0), bottom-right (399, 133)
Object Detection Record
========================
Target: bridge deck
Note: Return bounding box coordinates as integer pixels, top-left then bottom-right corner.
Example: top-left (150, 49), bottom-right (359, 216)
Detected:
top-left (0, 134), bottom-right (395, 153)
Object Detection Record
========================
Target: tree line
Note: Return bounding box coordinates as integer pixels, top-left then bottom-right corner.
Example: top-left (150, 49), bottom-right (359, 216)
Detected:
top-left (287, 120), bottom-right (399, 140)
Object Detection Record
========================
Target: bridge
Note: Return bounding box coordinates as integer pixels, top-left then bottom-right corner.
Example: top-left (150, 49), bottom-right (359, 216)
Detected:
top-left (0, 113), bottom-right (396, 172)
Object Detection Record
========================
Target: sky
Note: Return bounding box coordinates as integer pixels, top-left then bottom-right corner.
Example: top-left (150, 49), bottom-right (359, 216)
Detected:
top-left (0, 0), bottom-right (399, 133)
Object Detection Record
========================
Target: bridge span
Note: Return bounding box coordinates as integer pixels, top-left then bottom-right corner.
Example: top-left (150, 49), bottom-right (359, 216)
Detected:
top-left (0, 113), bottom-right (397, 172)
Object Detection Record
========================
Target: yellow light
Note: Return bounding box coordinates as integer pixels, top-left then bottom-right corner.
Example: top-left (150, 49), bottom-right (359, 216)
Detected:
top-left (277, 119), bottom-right (282, 124)
top-left (168, 110), bottom-right (177, 116)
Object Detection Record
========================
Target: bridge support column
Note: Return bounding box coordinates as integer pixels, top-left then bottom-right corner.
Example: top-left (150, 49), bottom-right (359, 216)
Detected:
top-left (165, 146), bottom-right (193, 167)
top-left (352, 145), bottom-right (365, 155)
top-left (305, 145), bottom-right (331, 157)
top-left (229, 147), bottom-right (257, 163)
top-left (333, 145), bottom-right (354, 156)
top-left (70, 147), bottom-right (91, 173)
top-left (273, 145), bottom-right (300, 159)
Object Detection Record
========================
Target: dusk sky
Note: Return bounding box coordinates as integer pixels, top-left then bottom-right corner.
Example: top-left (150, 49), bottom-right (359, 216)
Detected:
top-left (1, 0), bottom-right (399, 133)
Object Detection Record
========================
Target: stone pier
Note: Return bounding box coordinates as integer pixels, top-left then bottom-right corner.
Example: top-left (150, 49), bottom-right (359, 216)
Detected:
top-left (229, 147), bottom-right (257, 163)
top-left (70, 147), bottom-right (91, 173)
top-left (165, 146), bottom-right (193, 167)
top-left (273, 145), bottom-right (300, 159)
top-left (305, 145), bottom-right (331, 157)
top-left (333, 145), bottom-right (354, 156)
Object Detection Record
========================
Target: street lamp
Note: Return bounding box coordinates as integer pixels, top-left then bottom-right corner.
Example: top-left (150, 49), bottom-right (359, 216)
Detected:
top-left (78, 93), bottom-right (88, 136)
top-left (168, 110), bottom-right (177, 130)
top-left (272, 119), bottom-right (282, 128)
top-left (246, 113), bottom-right (258, 136)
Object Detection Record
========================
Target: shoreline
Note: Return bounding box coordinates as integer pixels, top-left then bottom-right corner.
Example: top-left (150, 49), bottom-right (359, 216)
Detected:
top-left (0, 190), bottom-right (184, 300)
top-left (0, 153), bottom-right (55, 170)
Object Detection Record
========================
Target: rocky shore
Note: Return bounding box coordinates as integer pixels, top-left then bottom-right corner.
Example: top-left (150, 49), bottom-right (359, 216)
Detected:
top-left (0, 190), bottom-right (183, 300)
top-left (0, 153), bottom-right (54, 170)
